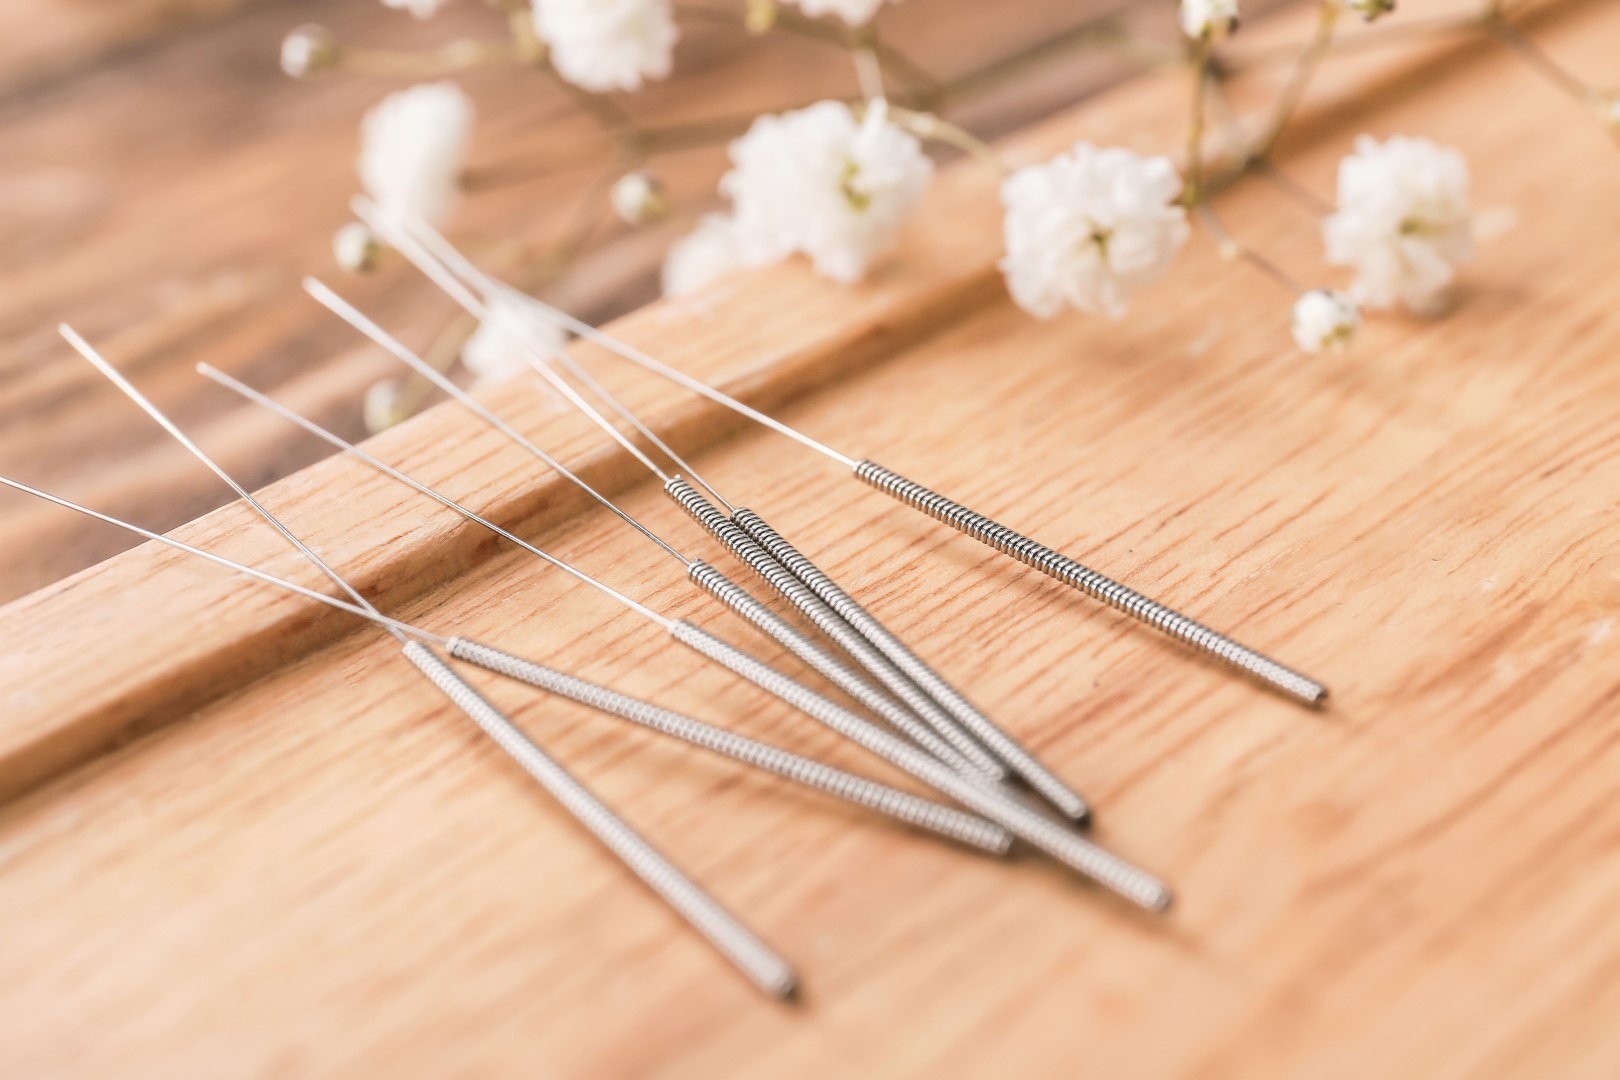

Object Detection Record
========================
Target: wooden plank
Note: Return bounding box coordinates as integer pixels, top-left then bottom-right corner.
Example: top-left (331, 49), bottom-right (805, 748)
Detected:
top-left (0, 0), bottom-right (1168, 604)
top-left (3, 0), bottom-right (1619, 1075)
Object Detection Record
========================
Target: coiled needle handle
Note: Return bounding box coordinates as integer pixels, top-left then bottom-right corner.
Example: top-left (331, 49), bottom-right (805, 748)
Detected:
top-left (667, 479), bottom-right (1016, 788)
top-left (404, 641), bottom-right (798, 1000)
top-left (853, 461), bottom-right (1329, 709)
top-left (446, 637), bottom-right (1012, 855)
top-left (671, 624), bottom-right (1171, 911)
top-left (687, 560), bottom-right (997, 780)
top-left (726, 502), bottom-right (1095, 823)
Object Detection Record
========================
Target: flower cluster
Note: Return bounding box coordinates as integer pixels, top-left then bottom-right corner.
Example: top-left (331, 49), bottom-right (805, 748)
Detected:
top-left (292, 0), bottom-right (1523, 431)
top-left (534, 0), bottom-right (679, 93)
top-left (1324, 134), bottom-right (1473, 314)
top-left (358, 81), bottom-right (473, 226)
top-left (999, 143), bottom-right (1189, 320)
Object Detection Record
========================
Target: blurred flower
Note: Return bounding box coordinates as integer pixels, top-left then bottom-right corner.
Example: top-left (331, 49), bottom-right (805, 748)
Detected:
top-left (1179, 0), bottom-right (1240, 39)
top-left (281, 25), bottom-right (338, 79)
top-left (723, 100), bottom-right (933, 284)
top-left (999, 142), bottom-right (1189, 319)
top-left (780, 0), bottom-right (898, 26)
top-left (382, 0), bottom-right (451, 17)
top-left (1291, 289), bottom-right (1361, 353)
top-left (358, 81), bottom-right (474, 227)
top-left (1324, 134), bottom-right (1473, 313)
top-left (333, 222), bottom-right (381, 274)
top-left (1347, 0), bottom-right (1396, 21)
top-left (611, 171), bottom-right (670, 225)
top-left (462, 291), bottom-right (567, 383)
top-left (533, 0), bottom-right (678, 93)
top-left (363, 379), bottom-right (410, 433)
top-left (662, 214), bottom-right (746, 297)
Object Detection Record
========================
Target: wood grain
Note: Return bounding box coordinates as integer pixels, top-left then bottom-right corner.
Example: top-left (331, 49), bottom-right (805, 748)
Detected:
top-left (3, 0), bottom-right (1619, 1076)
top-left (0, 0), bottom-right (1172, 604)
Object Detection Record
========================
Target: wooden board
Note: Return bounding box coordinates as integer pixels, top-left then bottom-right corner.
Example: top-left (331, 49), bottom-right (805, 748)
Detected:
top-left (0, 0), bottom-right (1173, 604)
top-left (3, 0), bottom-right (1620, 1075)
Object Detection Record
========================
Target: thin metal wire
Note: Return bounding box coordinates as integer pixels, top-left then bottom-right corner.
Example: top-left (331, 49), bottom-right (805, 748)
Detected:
top-left (3, 470), bottom-right (1004, 857)
top-left (671, 481), bottom-right (1013, 784)
top-left (446, 638), bottom-right (1012, 855)
top-left (355, 199), bottom-right (857, 469)
top-left (209, 367), bottom-right (983, 774)
top-left (0, 475), bottom-right (448, 645)
top-left (198, 364), bottom-right (671, 629)
top-left (59, 326), bottom-right (406, 645)
top-left (854, 462), bottom-right (1330, 708)
top-left (672, 622), bottom-right (1172, 912)
top-left (403, 641), bottom-right (799, 999)
top-left (360, 203), bottom-right (734, 511)
top-left (336, 229), bottom-right (1330, 708)
top-left (303, 278), bottom-right (687, 565)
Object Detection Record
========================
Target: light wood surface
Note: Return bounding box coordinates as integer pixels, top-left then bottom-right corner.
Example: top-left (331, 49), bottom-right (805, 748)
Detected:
top-left (4, 0), bottom-right (1620, 1075)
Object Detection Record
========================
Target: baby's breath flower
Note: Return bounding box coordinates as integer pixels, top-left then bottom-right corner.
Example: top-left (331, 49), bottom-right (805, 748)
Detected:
top-left (1291, 290), bottom-right (1361, 353)
top-left (999, 142), bottom-right (1190, 320)
top-left (662, 214), bottom-right (746, 297)
top-left (382, 0), bottom-right (451, 18)
top-left (611, 171), bottom-right (669, 225)
top-left (1179, 0), bottom-right (1240, 39)
top-left (1347, 0), bottom-right (1396, 21)
top-left (358, 81), bottom-right (475, 227)
top-left (533, 0), bottom-right (678, 93)
top-left (1324, 134), bottom-right (1473, 313)
top-left (333, 223), bottom-right (381, 274)
top-left (780, 0), bottom-right (898, 26)
top-left (281, 25), bottom-right (338, 79)
top-left (462, 291), bottom-right (567, 383)
top-left (722, 100), bottom-right (933, 284)
top-left (363, 379), bottom-right (410, 433)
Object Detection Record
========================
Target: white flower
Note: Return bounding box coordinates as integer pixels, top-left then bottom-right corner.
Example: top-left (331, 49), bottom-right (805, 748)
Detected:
top-left (358, 82), bottom-right (474, 227)
top-left (383, 0), bottom-right (450, 17)
top-left (1179, 0), bottom-right (1240, 38)
top-left (662, 214), bottom-right (747, 297)
top-left (1291, 290), bottom-right (1361, 353)
top-left (722, 100), bottom-right (933, 284)
top-left (1347, 0), bottom-right (1396, 21)
top-left (364, 379), bottom-right (409, 433)
top-left (1324, 134), bottom-right (1473, 313)
top-left (533, 0), bottom-right (678, 93)
top-left (780, 0), bottom-right (898, 26)
top-left (462, 291), bottom-right (567, 383)
top-left (281, 25), bottom-right (337, 78)
top-left (611, 171), bottom-right (669, 225)
top-left (999, 143), bottom-right (1190, 320)
top-left (333, 223), bottom-right (380, 274)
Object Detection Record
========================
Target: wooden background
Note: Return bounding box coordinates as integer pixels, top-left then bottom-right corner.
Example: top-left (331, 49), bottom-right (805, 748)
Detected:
top-left (4, 0), bottom-right (1620, 1075)
top-left (0, 0), bottom-right (1184, 604)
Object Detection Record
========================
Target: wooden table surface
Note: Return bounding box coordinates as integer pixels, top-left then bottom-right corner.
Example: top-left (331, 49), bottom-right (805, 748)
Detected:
top-left (4, 0), bottom-right (1620, 1075)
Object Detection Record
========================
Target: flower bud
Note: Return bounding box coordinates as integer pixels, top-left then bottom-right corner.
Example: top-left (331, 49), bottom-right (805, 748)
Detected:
top-left (333, 222), bottom-right (381, 274)
top-left (363, 379), bottom-right (410, 433)
top-left (281, 25), bottom-right (339, 79)
top-left (610, 171), bottom-right (670, 226)
top-left (1291, 289), bottom-right (1361, 354)
top-left (1179, 0), bottom-right (1240, 40)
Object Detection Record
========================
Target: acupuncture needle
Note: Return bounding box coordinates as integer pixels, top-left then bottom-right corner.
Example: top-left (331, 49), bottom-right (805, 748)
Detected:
top-left (363, 204), bottom-right (1328, 709)
top-left (303, 276), bottom-right (997, 781)
top-left (364, 209), bottom-right (1079, 811)
top-left (196, 366), bottom-right (1171, 910)
top-left (0, 473), bottom-right (1009, 857)
top-left (383, 216), bottom-right (1105, 819)
top-left (59, 328), bottom-right (799, 999)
